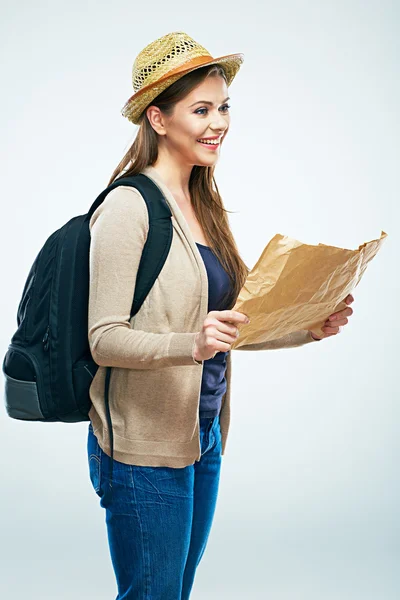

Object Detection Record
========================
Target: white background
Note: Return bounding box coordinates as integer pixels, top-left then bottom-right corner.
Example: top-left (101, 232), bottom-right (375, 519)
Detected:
top-left (1, 1), bottom-right (398, 598)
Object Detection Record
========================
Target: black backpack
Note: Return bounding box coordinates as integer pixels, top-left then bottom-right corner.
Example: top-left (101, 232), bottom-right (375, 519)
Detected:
top-left (2, 173), bottom-right (173, 501)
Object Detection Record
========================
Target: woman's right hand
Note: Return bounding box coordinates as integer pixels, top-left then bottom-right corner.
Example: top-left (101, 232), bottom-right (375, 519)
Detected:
top-left (193, 310), bottom-right (250, 362)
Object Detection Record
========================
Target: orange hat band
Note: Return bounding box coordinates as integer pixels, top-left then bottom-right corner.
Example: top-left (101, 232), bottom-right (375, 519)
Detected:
top-left (164, 55), bottom-right (214, 78)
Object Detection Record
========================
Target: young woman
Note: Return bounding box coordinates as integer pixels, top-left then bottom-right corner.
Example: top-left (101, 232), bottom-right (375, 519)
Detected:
top-left (86, 31), bottom-right (353, 599)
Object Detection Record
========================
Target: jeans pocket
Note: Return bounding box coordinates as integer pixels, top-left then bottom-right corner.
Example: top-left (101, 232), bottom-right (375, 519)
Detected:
top-left (87, 425), bottom-right (102, 496)
top-left (89, 454), bottom-right (102, 495)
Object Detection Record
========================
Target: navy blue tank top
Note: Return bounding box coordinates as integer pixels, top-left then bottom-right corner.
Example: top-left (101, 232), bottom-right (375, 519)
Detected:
top-left (196, 242), bottom-right (232, 418)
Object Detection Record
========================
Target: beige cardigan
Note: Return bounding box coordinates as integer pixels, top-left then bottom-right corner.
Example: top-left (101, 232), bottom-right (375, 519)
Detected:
top-left (88, 165), bottom-right (318, 467)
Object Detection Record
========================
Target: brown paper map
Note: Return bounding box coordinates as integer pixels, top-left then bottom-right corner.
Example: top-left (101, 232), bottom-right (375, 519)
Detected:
top-left (231, 230), bottom-right (387, 349)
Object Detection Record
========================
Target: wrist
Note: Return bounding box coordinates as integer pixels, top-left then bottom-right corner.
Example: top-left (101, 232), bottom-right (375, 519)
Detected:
top-left (192, 333), bottom-right (202, 364)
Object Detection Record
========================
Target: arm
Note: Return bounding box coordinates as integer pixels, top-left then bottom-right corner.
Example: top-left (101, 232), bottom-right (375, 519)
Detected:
top-left (88, 186), bottom-right (197, 370)
top-left (234, 329), bottom-right (320, 351)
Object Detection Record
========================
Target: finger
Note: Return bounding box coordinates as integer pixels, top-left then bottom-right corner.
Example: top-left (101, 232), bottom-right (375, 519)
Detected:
top-left (216, 310), bottom-right (250, 324)
top-left (328, 307), bottom-right (353, 321)
top-left (213, 329), bottom-right (238, 344)
top-left (345, 294), bottom-right (354, 304)
top-left (215, 321), bottom-right (240, 337)
top-left (325, 317), bottom-right (348, 327)
top-left (322, 325), bottom-right (341, 334)
top-left (214, 340), bottom-right (232, 353)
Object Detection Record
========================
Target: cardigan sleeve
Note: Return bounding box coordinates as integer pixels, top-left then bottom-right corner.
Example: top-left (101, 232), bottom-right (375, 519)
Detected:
top-left (88, 185), bottom-right (197, 370)
top-left (234, 329), bottom-right (320, 351)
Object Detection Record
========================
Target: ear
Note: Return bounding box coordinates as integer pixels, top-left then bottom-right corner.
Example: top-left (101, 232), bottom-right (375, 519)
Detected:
top-left (146, 105), bottom-right (167, 136)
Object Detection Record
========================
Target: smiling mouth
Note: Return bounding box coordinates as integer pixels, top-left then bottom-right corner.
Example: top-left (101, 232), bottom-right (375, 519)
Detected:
top-left (196, 139), bottom-right (220, 148)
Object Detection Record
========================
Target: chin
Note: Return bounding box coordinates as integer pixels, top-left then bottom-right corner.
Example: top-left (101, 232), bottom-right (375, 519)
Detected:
top-left (194, 155), bottom-right (219, 167)
top-left (194, 161), bottom-right (219, 168)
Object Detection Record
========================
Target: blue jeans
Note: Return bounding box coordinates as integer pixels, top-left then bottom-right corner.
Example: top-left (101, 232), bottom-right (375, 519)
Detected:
top-left (87, 415), bottom-right (222, 599)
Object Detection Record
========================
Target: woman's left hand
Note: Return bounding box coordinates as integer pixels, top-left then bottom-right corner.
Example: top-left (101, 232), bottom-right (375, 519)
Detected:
top-left (310, 294), bottom-right (354, 340)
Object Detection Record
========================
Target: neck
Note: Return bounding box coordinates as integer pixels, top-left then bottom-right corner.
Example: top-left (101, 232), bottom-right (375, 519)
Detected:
top-left (151, 150), bottom-right (193, 203)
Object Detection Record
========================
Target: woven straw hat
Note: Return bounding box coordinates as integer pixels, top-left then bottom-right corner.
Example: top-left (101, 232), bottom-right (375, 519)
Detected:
top-left (121, 31), bottom-right (244, 125)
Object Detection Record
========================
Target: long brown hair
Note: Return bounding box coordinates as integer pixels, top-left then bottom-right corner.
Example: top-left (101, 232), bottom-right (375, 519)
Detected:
top-left (108, 64), bottom-right (249, 309)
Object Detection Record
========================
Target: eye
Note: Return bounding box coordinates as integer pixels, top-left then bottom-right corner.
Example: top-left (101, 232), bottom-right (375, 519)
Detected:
top-left (195, 104), bottom-right (231, 115)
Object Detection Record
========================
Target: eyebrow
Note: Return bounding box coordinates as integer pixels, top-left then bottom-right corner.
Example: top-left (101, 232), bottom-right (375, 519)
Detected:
top-left (189, 97), bottom-right (230, 107)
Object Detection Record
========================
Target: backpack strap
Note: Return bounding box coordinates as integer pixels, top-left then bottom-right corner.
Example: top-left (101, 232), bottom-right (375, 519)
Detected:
top-left (88, 173), bottom-right (173, 317)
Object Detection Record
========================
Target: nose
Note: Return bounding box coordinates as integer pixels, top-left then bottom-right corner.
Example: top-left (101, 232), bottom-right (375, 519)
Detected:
top-left (210, 112), bottom-right (228, 132)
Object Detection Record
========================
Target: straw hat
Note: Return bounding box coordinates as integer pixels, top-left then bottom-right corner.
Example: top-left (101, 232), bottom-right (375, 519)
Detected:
top-left (121, 31), bottom-right (244, 125)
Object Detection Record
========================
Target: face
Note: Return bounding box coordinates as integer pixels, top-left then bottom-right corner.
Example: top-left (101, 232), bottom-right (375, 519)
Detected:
top-left (147, 74), bottom-right (231, 167)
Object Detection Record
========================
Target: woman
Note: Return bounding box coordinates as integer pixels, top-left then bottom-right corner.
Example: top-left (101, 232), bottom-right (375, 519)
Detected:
top-left (86, 31), bottom-right (353, 599)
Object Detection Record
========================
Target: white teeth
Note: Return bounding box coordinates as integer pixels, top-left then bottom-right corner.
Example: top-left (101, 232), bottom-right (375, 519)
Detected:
top-left (197, 139), bottom-right (219, 145)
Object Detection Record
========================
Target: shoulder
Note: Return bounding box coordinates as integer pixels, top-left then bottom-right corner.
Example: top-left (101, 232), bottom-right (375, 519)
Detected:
top-left (89, 184), bottom-right (149, 233)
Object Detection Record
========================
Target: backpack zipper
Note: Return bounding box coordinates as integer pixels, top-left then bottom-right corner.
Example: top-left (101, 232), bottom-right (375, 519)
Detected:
top-left (42, 323), bottom-right (52, 408)
top-left (41, 226), bottom-right (68, 356)
top-left (42, 325), bottom-right (50, 351)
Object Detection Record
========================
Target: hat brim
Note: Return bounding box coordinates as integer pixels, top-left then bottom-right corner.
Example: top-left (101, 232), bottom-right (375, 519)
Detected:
top-left (121, 52), bottom-right (244, 125)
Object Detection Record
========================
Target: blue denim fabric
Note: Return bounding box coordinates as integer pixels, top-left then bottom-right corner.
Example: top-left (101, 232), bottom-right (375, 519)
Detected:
top-left (87, 415), bottom-right (222, 599)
